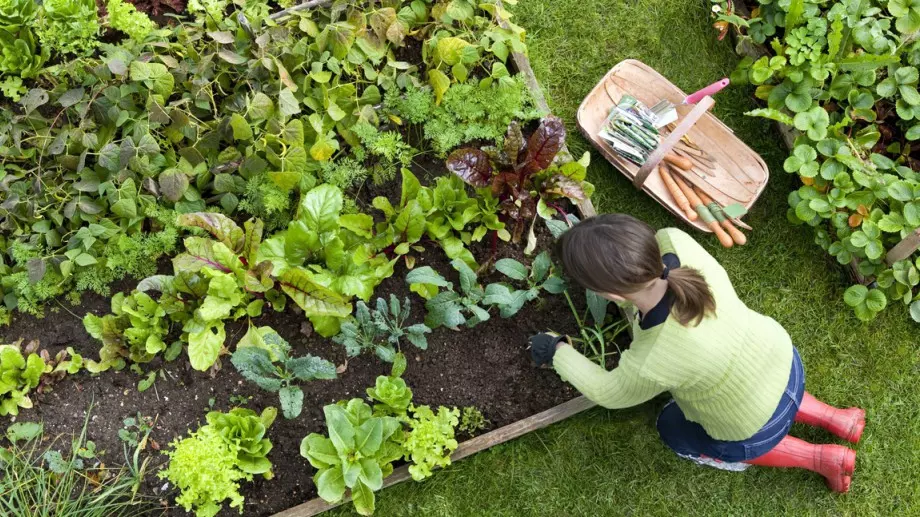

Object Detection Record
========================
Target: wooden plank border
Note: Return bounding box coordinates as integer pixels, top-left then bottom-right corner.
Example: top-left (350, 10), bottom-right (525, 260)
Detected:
top-left (269, 3), bottom-right (603, 516)
top-left (272, 396), bottom-right (596, 517)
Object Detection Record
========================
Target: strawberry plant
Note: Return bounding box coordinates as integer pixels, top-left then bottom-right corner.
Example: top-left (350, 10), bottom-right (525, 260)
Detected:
top-left (731, 0), bottom-right (920, 323)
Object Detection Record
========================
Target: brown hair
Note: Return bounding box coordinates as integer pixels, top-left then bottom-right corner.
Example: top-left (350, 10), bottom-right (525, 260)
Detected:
top-left (555, 214), bottom-right (715, 326)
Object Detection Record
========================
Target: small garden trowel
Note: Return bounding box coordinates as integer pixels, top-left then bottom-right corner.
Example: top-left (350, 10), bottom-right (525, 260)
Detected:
top-left (649, 78), bottom-right (730, 128)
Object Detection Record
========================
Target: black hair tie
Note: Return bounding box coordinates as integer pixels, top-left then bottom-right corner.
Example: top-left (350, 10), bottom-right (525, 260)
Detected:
top-left (660, 266), bottom-right (670, 280)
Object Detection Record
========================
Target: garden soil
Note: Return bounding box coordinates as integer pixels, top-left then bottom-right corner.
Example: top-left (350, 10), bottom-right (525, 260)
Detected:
top-left (0, 225), bottom-right (612, 516)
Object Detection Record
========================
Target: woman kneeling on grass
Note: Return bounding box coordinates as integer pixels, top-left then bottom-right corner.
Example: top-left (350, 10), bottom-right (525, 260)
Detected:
top-left (530, 214), bottom-right (865, 492)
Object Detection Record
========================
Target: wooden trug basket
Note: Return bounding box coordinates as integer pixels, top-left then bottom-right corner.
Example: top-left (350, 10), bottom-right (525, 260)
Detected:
top-left (576, 59), bottom-right (769, 232)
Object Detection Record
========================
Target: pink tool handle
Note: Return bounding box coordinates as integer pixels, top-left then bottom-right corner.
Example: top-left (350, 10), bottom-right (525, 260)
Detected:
top-left (683, 78), bottom-right (730, 105)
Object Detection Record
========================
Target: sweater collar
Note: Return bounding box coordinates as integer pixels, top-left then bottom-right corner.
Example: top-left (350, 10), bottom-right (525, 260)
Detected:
top-left (638, 253), bottom-right (680, 330)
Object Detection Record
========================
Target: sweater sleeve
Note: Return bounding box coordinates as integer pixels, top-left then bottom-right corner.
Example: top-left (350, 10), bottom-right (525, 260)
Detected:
top-left (552, 344), bottom-right (666, 409)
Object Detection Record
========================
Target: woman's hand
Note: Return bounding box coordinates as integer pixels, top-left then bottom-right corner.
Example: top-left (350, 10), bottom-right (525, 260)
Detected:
top-left (529, 332), bottom-right (568, 366)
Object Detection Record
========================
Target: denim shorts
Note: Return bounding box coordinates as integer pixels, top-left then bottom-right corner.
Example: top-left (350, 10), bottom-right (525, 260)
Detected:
top-left (656, 347), bottom-right (804, 462)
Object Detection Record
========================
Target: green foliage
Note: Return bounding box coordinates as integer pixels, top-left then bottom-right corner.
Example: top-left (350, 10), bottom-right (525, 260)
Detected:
top-left (159, 407), bottom-right (276, 516)
top-left (106, 0), bottom-right (157, 42)
top-left (0, 410), bottom-right (159, 517)
top-left (484, 251), bottom-right (566, 317)
top-left (82, 215), bottom-right (274, 372)
top-left (36, 0), bottom-right (99, 57)
top-left (420, 76), bottom-right (543, 155)
top-left (0, 0), bottom-right (530, 324)
top-left (352, 121), bottom-right (415, 185)
top-left (258, 184), bottom-right (395, 336)
top-left (734, 0), bottom-right (920, 322)
top-left (300, 400), bottom-right (403, 516)
top-left (319, 157), bottom-right (370, 191)
top-left (231, 325), bottom-right (337, 419)
top-left (205, 407), bottom-right (278, 476)
top-left (159, 428), bottom-right (245, 516)
top-left (403, 404), bottom-right (459, 481)
top-left (0, 343), bottom-right (46, 416)
top-left (458, 406), bottom-right (489, 436)
top-left (0, 28), bottom-right (47, 78)
top-left (366, 356), bottom-right (413, 417)
top-left (406, 260), bottom-right (491, 329)
top-left (333, 295), bottom-right (431, 362)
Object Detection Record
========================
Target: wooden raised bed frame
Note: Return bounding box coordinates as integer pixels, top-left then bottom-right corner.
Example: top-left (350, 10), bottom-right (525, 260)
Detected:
top-left (270, 3), bottom-right (603, 516)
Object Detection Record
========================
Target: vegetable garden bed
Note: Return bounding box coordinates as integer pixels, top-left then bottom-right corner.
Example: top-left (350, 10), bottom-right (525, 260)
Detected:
top-left (0, 0), bottom-right (616, 516)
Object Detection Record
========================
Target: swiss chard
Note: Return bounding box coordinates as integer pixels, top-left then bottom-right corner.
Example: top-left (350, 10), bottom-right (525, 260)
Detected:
top-left (447, 117), bottom-right (591, 244)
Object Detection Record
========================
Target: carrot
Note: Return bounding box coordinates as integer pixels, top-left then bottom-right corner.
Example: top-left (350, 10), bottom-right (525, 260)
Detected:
top-left (659, 164), bottom-right (697, 221)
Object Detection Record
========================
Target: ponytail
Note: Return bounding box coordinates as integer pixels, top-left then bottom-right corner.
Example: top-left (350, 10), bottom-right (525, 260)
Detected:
top-left (666, 267), bottom-right (715, 327)
top-left (557, 214), bottom-right (717, 328)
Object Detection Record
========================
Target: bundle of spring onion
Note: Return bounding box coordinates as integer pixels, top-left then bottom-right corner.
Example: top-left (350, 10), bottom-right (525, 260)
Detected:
top-left (598, 95), bottom-right (661, 165)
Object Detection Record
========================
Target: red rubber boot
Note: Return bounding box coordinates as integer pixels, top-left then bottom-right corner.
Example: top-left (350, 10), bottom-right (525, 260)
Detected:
top-left (795, 392), bottom-right (866, 444)
top-left (744, 435), bottom-right (856, 493)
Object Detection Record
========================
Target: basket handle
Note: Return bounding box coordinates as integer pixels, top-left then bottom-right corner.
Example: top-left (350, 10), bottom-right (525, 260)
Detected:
top-left (633, 96), bottom-right (716, 188)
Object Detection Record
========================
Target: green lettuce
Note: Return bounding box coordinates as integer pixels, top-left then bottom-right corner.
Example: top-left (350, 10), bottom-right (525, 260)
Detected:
top-left (0, 343), bottom-right (47, 416)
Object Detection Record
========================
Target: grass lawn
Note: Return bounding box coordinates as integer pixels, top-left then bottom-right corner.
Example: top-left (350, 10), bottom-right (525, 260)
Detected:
top-left (330, 0), bottom-right (920, 514)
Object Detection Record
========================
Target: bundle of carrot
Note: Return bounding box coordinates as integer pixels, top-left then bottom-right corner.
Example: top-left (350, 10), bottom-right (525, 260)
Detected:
top-left (658, 163), bottom-right (747, 248)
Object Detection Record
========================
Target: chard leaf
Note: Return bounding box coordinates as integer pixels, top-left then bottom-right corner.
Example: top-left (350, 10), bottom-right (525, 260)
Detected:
top-left (177, 213), bottom-right (245, 252)
top-left (446, 148), bottom-right (492, 188)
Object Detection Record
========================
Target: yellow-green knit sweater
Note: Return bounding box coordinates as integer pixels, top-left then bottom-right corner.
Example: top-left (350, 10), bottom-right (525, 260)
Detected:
top-left (554, 228), bottom-right (794, 441)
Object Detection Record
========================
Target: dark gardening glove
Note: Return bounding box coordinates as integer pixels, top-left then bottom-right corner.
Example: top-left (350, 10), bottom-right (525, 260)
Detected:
top-left (529, 332), bottom-right (566, 367)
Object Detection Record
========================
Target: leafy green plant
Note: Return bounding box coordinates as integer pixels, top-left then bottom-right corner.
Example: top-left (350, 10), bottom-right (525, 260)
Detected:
top-left (106, 0), bottom-right (157, 42)
top-left (352, 121), bottom-right (415, 185)
top-left (319, 157), bottom-right (370, 191)
top-left (159, 407), bottom-right (277, 517)
top-left (300, 400), bottom-right (404, 516)
top-left (403, 404), bottom-right (459, 481)
top-left (231, 325), bottom-right (337, 419)
top-left (333, 295), bottom-right (430, 362)
top-left (0, 0), bottom-right (36, 30)
top-left (258, 184), bottom-right (393, 336)
top-left (406, 259), bottom-right (491, 329)
top-left (562, 289), bottom-right (630, 366)
top-left (484, 251), bottom-right (566, 317)
top-left (448, 117), bottom-right (592, 243)
top-left (732, 0), bottom-right (920, 322)
top-left (419, 75), bottom-right (544, 155)
top-left (36, 0), bottom-right (99, 57)
top-left (458, 406), bottom-right (489, 436)
top-left (366, 354), bottom-right (413, 417)
top-left (0, 342), bottom-right (46, 416)
top-left (0, 28), bottom-right (47, 78)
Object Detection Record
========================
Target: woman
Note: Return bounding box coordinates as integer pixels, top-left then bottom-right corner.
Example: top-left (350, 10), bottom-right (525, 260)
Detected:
top-left (530, 214), bottom-right (865, 492)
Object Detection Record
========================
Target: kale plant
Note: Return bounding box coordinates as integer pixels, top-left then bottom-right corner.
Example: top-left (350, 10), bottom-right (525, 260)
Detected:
top-left (405, 260), bottom-right (491, 329)
top-left (484, 251), bottom-right (566, 317)
top-left (231, 325), bottom-right (337, 419)
top-left (333, 295), bottom-right (430, 362)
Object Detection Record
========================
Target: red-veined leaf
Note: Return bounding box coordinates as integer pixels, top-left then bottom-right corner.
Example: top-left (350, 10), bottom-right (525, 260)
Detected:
top-left (446, 148), bottom-right (493, 188)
